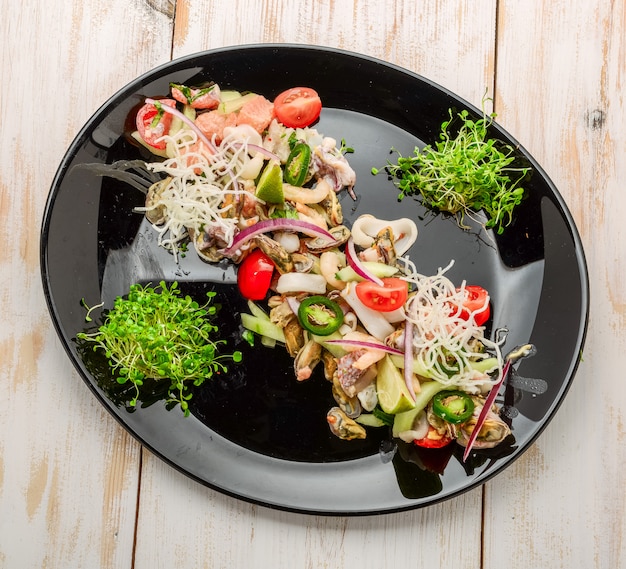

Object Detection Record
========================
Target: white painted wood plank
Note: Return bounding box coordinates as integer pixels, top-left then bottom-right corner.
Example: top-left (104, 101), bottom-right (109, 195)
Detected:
top-left (133, 2), bottom-right (496, 568)
top-left (0, 1), bottom-right (175, 567)
top-left (136, 449), bottom-right (484, 569)
top-left (484, 1), bottom-right (625, 568)
top-left (172, 0), bottom-right (497, 109)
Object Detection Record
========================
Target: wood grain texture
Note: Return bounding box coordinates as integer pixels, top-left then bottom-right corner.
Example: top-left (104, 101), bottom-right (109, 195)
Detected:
top-left (0, 0), bottom-right (173, 567)
top-left (172, 0), bottom-right (497, 108)
top-left (1, 0), bottom-right (621, 567)
top-left (135, 449), bottom-right (483, 569)
top-left (485, 1), bottom-right (625, 568)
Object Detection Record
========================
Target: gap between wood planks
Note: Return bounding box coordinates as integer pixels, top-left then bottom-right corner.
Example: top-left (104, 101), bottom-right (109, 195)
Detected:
top-left (479, 3), bottom-right (503, 565)
top-left (128, 6), bottom-right (174, 565)
top-left (130, 449), bottom-right (144, 569)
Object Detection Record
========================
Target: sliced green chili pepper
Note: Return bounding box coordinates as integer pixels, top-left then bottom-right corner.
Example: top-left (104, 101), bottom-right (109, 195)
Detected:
top-left (432, 390), bottom-right (475, 424)
top-left (284, 143), bottom-right (311, 186)
top-left (297, 295), bottom-right (344, 336)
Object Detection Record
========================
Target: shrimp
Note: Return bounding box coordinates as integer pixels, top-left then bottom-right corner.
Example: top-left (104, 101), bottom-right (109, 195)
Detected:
top-left (283, 179), bottom-right (330, 204)
top-left (295, 203), bottom-right (328, 229)
top-left (320, 251), bottom-right (346, 290)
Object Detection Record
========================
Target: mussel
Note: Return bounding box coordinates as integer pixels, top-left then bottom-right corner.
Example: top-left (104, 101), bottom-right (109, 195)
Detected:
top-left (293, 339), bottom-right (322, 381)
top-left (326, 407), bottom-right (366, 440)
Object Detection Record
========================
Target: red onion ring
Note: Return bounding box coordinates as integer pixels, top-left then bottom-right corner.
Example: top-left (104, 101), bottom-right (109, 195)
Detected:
top-left (345, 237), bottom-right (384, 286)
top-left (285, 296), bottom-right (301, 315)
top-left (232, 141), bottom-right (280, 162)
top-left (462, 359), bottom-right (511, 462)
top-left (221, 219), bottom-right (334, 257)
top-left (145, 98), bottom-right (218, 154)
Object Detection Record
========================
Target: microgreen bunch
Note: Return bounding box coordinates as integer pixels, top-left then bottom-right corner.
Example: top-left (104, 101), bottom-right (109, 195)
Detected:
top-left (77, 281), bottom-right (242, 416)
top-left (374, 108), bottom-right (531, 234)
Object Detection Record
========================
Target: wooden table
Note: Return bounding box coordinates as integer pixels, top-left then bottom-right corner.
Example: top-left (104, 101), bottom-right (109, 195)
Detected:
top-left (2, 0), bottom-right (623, 567)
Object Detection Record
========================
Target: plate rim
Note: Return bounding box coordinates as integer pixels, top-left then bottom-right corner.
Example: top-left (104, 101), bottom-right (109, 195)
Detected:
top-left (39, 43), bottom-right (590, 515)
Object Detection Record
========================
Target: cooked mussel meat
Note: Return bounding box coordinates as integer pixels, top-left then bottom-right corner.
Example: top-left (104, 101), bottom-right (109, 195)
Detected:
top-left (326, 407), bottom-right (366, 440)
top-left (293, 339), bottom-right (322, 381)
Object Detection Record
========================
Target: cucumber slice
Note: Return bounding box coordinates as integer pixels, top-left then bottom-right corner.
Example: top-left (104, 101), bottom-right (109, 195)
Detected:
top-left (391, 381), bottom-right (446, 437)
top-left (219, 90), bottom-right (243, 102)
top-left (240, 313), bottom-right (285, 343)
top-left (335, 262), bottom-right (399, 282)
top-left (355, 414), bottom-right (385, 427)
top-left (247, 300), bottom-right (270, 321)
top-left (219, 92), bottom-right (257, 114)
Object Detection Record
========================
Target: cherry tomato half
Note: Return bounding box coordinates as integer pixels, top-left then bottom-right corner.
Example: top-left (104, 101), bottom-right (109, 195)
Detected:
top-left (455, 285), bottom-right (491, 326)
top-left (413, 425), bottom-right (454, 449)
top-left (355, 277), bottom-right (409, 312)
top-left (237, 249), bottom-right (275, 300)
top-left (274, 87), bottom-right (322, 128)
top-left (136, 98), bottom-right (176, 150)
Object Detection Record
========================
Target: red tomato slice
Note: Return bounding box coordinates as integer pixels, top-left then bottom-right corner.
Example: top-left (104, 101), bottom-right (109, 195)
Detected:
top-left (455, 285), bottom-right (491, 326)
top-left (237, 249), bottom-right (275, 300)
top-left (413, 426), bottom-right (454, 449)
top-left (355, 277), bottom-right (409, 312)
top-left (136, 98), bottom-right (176, 150)
top-left (274, 87), bottom-right (322, 128)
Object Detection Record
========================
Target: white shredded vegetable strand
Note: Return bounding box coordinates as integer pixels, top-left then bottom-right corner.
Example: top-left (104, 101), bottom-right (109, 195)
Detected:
top-left (403, 261), bottom-right (503, 391)
top-left (134, 129), bottom-right (263, 260)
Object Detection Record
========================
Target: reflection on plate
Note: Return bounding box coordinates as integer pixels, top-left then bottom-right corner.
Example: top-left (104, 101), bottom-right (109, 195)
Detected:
top-left (40, 45), bottom-right (588, 515)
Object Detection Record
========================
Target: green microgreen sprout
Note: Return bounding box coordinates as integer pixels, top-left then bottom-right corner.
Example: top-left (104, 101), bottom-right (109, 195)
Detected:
top-left (339, 138), bottom-right (354, 154)
top-left (81, 298), bottom-right (104, 323)
top-left (77, 281), bottom-right (242, 416)
top-left (374, 102), bottom-right (531, 234)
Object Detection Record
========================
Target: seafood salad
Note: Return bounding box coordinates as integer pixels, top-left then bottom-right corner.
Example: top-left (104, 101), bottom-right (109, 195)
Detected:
top-left (127, 81), bottom-right (516, 459)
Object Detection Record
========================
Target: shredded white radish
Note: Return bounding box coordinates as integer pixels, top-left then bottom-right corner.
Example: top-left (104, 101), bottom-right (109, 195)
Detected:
top-left (403, 260), bottom-right (503, 392)
top-left (134, 128), bottom-right (262, 260)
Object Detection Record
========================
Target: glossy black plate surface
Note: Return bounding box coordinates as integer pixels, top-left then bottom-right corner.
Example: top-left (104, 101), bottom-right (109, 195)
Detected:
top-left (40, 45), bottom-right (589, 515)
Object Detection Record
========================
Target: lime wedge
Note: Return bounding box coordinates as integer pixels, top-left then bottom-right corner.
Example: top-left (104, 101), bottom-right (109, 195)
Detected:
top-left (256, 160), bottom-right (284, 204)
top-left (376, 354), bottom-right (416, 414)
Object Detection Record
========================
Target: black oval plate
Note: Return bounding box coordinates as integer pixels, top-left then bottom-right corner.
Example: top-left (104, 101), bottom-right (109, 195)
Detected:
top-left (40, 45), bottom-right (589, 515)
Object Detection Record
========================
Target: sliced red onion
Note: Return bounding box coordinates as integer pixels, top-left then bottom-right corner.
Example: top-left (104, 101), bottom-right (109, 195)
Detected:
top-left (233, 141), bottom-right (281, 162)
top-left (462, 359), bottom-right (511, 462)
top-left (221, 219), bottom-right (334, 257)
top-left (403, 320), bottom-right (416, 401)
top-left (285, 296), bottom-right (301, 315)
top-left (345, 237), bottom-right (384, 286)
top-left (145, 98), bottom-right (218, 154)
top-left (325, 339), bottom-right (404, 355)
